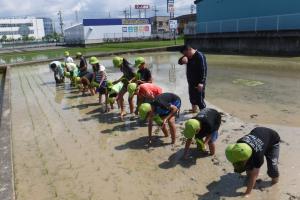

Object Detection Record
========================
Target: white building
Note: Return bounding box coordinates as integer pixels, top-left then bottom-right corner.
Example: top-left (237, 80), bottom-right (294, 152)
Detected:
top-left (0, 17), bottom-right (45, 40)
top-left (64, 18), bottom-right (152, 44)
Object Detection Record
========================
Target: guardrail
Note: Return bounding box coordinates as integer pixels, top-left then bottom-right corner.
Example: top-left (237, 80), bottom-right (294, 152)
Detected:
top-left (197, 12), bottom-right (300, 33)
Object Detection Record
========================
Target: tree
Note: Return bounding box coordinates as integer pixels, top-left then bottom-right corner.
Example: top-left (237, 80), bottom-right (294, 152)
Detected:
top-left (1, 35), bottom-right (7, 42)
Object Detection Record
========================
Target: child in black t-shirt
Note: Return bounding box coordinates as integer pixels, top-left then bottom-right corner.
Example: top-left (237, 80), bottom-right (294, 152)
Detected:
top-left (182, 108), bottom-right (222, 158)
top-left (225, 127), bottom-right (280, 197)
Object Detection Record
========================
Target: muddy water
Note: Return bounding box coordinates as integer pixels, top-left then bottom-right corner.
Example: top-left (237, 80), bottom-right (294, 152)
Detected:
top-left (11, 53), bottom-right (300, 200)
top-left (122, 52), bottom-right (300, 127)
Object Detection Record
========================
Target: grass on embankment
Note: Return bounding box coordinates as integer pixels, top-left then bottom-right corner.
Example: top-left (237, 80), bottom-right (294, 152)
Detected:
top-left (1, 39), bottom-right (183, 58)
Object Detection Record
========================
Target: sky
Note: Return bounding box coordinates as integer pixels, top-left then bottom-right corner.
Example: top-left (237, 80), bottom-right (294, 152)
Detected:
top-left (0, 0), bottom-right (196, 28)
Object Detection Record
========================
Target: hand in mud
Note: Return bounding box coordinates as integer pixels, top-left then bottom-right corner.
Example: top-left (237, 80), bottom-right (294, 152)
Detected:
top-left (147, 137), bottom-right (152, 145)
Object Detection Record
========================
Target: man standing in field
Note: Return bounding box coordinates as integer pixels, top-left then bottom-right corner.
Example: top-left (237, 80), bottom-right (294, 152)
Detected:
top-left (178, 45), bottom-right (207, 113)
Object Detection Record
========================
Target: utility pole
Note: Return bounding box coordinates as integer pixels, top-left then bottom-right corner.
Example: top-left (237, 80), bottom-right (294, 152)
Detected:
top-left (122, 9), bottom-right (129, 19)
top-left (129, 5), bottom-right (132, 18)
top-left (153, 5), bottom-right (159, 17)
top-left (75, 10), bottom-right (79, 23)
top-left (138, 9), bottom-right (141, 18)
top-left (152, 6), bottom-right (159, 33)
top-left (57, 10), bottom-right (64, 37)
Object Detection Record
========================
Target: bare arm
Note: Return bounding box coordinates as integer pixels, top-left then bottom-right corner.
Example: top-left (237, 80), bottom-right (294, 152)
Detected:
top-left (183, 139), bottom-right (192, 158)
top-left (245, 168), bottom-right (260, 196)
top-left (147, 111), bottom-right (154, 143)
top-left (162, 105), bottom-right (178, 125)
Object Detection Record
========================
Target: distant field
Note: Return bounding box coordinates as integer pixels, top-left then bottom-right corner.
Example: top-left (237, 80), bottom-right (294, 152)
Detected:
top-left (0, 39), bottom-right (183, 64)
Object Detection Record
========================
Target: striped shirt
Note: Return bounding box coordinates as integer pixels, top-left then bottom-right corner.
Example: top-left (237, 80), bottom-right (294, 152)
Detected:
top-left (95, 65), bottom-right (107, 84)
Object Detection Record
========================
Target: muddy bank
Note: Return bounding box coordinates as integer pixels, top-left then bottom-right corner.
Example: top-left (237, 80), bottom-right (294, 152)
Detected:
top-left (10, 58), bottom-right (300, 200)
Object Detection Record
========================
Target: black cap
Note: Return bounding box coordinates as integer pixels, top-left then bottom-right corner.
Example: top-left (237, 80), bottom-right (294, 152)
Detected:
top-left (180, 44), bottom-right (194, 53)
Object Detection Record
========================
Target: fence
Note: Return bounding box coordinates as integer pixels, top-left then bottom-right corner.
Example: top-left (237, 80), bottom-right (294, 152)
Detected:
top-left (197, 13), bottom-right (300, 33)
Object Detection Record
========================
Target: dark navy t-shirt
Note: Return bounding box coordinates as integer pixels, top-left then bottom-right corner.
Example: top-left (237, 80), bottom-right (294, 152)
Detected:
top-left (186, 51), bottom-right (207, 87)
top-left (237, 127), bottom-right (280, 169)
top-left (151, 93), bottom-right (181, 115)
top-left (137, 68), bottom-right (151, 82)
top-left (194, 108), bottom-right (221, 139)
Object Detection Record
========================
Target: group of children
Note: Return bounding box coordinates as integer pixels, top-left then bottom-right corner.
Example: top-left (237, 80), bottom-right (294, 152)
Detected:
top-left (49, 51), bottom-right (280, 197)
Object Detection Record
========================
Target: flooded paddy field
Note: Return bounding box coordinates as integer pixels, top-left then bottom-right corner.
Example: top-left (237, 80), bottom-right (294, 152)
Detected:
top-left (10, 52), bottom-right (300, 200)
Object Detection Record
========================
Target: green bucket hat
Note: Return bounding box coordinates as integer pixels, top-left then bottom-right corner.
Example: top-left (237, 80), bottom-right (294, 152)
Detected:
top-left (91, 81), bottom-right (100, 88)
top-left (108, 97), bottom-right (115, 104)
top-left (134, 57), bottom-right (145, 68)
top-left (64, 51), bottom-right (70, 56)
top-left (89, 56), bottom-right (99, 65)
top-left (113, 56), bottom-right (123, 68)
top-left (183, 119), bottom-right (201, 139)
top-left (76, 52), bottom-right (82, 58)
top-left (107, 80), bottom-right (113, 89)
top-left (138, 103), bottom-right (151, 120)
top-left (153, 115), bottom-right (163, 126)
top-left (127, 83), bottom-right (137, 97)
top-left (225, 143), bottom-right (253, 163)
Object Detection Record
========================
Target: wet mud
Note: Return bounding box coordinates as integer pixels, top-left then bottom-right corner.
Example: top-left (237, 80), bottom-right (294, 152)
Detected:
top-left (10, 52), bottom-right (300, 199)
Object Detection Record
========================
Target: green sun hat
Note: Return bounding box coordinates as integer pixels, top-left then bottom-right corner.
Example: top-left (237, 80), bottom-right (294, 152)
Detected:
top-left (113, 56), bottom-right (123, 68)
top-left (138, 103), bottom-right (151, 120)
top-left (183, 119), bottom-right (201, 139)
top-left (64, 71), bottom-right (70, 78)
top-left (127, 83), bottom-right (137, 97)
top-left (108, 97), bottom-right (115, 104)
top-left (134, 57), bottom-right (145, 68)
top-left (107, 80), bottom-right (113, 89)
top-left (225, 143), bottom-right (253, 163)
top-left (76, 52), bottom-right (82, 58)
top-left (64, 51), bottom-right (70, 56)
top-left (75, 77), bottom-right (81, 82)
top-left (153, 115), bottom-right (163, 126)
top-left (91, 81), bottom-right (100, 88)
top-left (89, 56), bottom-right (99, 65)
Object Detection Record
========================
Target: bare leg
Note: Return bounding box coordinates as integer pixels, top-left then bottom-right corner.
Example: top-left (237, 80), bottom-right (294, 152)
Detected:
top-left (168, 116), bottom-right (176, 144)
top-left (192, 104), bottom-right (197, 113)
top-left (99, 94), bottom-right (103, 104)
top-left (272, 177), bottom-right (279, 184)
top-left (161, 124), bottom-right (169, 137)
top-left (208, 142), bottom-right (216, 155)
top-left (129, 95), bottom-right (135, 114)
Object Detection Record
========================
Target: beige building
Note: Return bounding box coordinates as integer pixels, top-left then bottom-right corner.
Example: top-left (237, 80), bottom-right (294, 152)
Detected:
top-left (150, 16), bottom-right (170, 33)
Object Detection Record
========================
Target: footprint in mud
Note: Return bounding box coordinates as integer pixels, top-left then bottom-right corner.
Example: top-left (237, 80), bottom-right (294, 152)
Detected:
top-left (233, 128), bottom-right (242, 131)
top-left (250, 114), bottom-right (258, 119)
top-left (222, 135), bottom-right (232, 144)
top-left (211, 157), bottom-right (220, 166)
top-left (280, 140), bottom-right (290, 146)
top-left (286, 193), bottom-right (300, 200)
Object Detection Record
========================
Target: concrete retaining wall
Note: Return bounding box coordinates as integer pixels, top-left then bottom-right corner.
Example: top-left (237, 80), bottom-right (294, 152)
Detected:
top-left (0, 66), bottom-right (15, 200)
top-left (185, 30), bottom-right (300, 56)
